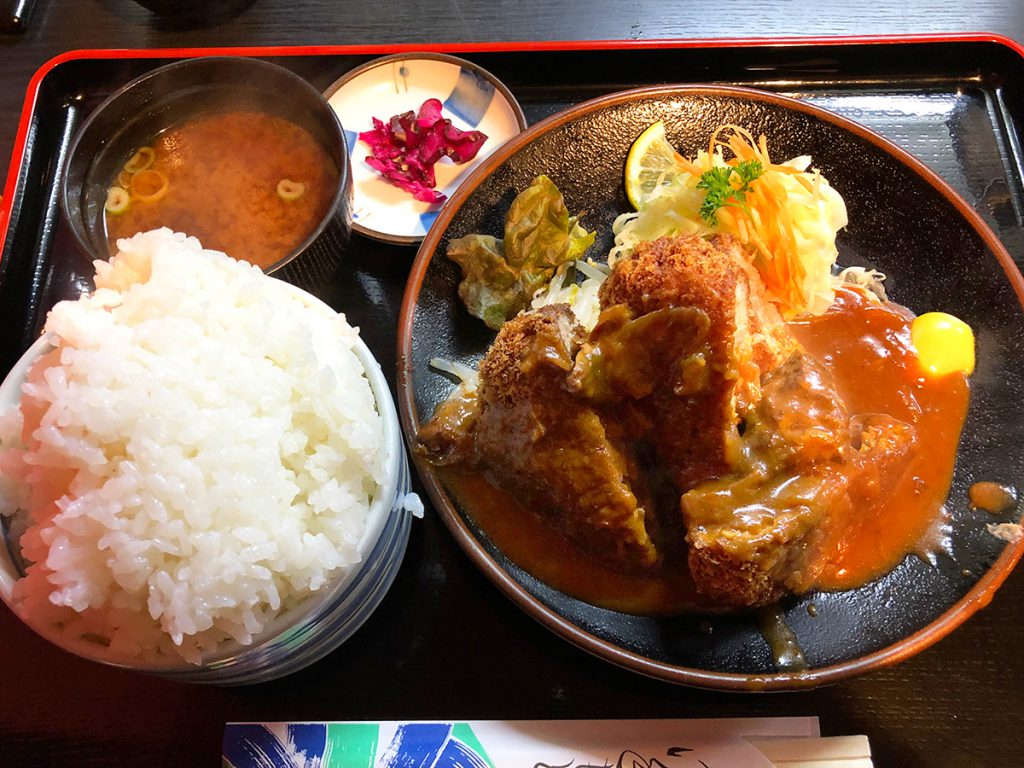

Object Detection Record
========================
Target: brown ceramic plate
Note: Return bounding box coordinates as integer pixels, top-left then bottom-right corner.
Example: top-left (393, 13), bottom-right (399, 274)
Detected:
top-left (397, 85), bottom-right (1024, 690)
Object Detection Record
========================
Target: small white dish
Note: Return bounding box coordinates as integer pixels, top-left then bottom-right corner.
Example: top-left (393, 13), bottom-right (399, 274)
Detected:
top-left (325, 53), bottom-right (527, 245)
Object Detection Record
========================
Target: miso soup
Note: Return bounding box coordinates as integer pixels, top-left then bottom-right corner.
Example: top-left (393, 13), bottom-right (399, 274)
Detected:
top-left (105, 110), bottom-right (339, 270)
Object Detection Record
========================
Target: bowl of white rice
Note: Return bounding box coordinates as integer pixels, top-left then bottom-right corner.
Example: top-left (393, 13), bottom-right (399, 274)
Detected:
top-left (0, 228), bottom-right (417, 684)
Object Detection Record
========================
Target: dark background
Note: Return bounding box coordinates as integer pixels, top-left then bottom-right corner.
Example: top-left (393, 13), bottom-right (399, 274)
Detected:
top-left (2, 2), bottom-right (1024, 767)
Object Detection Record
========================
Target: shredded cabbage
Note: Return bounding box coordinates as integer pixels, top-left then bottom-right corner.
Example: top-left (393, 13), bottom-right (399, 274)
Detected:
top-left (531, 260), bottom-right (608, 331)
top-left (428, 357), bottom-right (480, 393)
top-left (834, 265), bottom-right (888, 303)
top-left (613, 126), bottom-right (850, 318)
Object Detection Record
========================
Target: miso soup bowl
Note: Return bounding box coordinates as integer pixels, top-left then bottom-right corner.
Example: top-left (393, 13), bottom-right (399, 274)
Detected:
top-left (60, 57), bottom-right (352, 282)
top-left (0, 282), bottom-right (414, 685)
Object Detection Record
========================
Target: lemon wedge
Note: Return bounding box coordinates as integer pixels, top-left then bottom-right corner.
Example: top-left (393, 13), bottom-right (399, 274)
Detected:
top-left (624, 120), bottom-right (689, 210)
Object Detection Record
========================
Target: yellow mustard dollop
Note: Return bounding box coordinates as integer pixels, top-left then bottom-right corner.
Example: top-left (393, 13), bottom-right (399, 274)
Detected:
top-left (910, 311), bottom-right (975, 377)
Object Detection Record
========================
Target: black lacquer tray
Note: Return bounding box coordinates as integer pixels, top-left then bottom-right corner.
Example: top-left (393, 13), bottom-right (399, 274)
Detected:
top-left (2, 34), bottom-right (1024, 765)
top-left (5, 39), bottom-right (1024, 376)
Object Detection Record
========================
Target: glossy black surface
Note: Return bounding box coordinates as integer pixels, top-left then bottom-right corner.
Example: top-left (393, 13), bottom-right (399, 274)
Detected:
top-left (0, 0), bottom-right (36, 34)
top-left (404, 85), bottom-right (1024, 685)
top-left (2, 43), bottom-right (1024, 767)
top-left (128, 0), bottom-right (254, 20)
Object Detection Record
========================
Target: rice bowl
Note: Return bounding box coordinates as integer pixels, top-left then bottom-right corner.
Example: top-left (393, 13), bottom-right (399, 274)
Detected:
top-left (0, 229), bottom-right (414, 682)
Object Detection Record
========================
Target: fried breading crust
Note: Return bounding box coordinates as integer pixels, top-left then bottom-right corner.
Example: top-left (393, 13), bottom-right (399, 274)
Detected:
top-left (475, 305), bottom-right (660, 569)
top-left (682, 353), bottom-right (852, 606)
top-left (599, 233), bottom-right (798, 490)
top-left (601, 233), bottom-right (796, 396)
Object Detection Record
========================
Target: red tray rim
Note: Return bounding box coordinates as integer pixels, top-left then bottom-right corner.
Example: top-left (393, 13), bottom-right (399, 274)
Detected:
top-left (2, 31), bottom-right (1023, 259)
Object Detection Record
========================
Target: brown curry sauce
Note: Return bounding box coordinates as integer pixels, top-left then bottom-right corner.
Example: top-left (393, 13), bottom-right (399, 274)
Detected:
top-left (439, 287), bottom-right (970, 613)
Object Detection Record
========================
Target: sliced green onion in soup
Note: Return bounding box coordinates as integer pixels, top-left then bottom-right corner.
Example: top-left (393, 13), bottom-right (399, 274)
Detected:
top-left (130, 170), bottom-right (170, 204)
top-left (277, 179), bottom-right (306, 201)
top-left (105, 186), bottom-right (130, 215)
top-left (124, 147), bottom-right (155, 174)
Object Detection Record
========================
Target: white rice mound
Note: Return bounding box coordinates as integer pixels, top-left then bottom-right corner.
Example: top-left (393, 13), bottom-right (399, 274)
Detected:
top-left (0, 229), bottom-right (386, 665)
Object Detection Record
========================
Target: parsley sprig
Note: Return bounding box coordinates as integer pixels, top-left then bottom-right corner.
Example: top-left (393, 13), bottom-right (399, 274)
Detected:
top-left (696, 159), bottom-right (764, 226)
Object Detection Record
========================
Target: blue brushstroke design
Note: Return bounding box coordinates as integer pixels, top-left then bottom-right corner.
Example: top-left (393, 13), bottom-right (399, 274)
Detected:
top-left (288, 724), bottom-right (327, 765)
top-left (223, 724), bottom-right (296, 768)
top-left (442, 68), bottom-right (495, 127)
top-left (418, 210), bottom-right (439, 235)
top-left (378, 723), bottom-right (453, 768)
top-left (433, 736), bottom-right (491, 768)
top-left (344, 129), bottom-right (358, 154)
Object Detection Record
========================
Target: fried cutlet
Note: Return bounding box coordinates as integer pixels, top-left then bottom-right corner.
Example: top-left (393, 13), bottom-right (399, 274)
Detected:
top-left (597, 233), bottom-right (799, 490)
top-left (420, 233), bottom-right (919, 610)
top-left (681, 352), bottom-right (852, 606)
top-left (473, 304), bottom-right (660, 569)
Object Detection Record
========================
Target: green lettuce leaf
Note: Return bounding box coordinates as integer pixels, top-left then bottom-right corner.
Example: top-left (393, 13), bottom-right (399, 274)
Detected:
top-left (446, 234), bottom-right (521, 331)
top-left (446, 175), bottom-right (594, 330)
top-left (567, 216), bottom-right (597, 261)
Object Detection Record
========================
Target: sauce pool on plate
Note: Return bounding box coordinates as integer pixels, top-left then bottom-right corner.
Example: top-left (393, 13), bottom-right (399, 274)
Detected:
top-left (104, 110), bottom-right (339, 269)
top-left (968, 482), bottom-right (1018, 514)
top-left (789, 287), bottom-right (969, 589)
top-left (441, 287), bottom-right (970, 614)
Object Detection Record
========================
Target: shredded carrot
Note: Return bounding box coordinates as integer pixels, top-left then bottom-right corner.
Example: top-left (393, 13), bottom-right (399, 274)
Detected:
top-left (678, 157), bottom-right (704, 176)
top-left (794, 174), bottom-right (816, 194)
top-left (736, 216), bottom-right (749, 243)
top-left (684, 125), bottom-right (840, 316)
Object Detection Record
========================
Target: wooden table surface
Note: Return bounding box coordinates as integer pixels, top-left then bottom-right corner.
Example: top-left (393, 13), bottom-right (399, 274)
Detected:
top-left (1, 3), bottom-right (1023, 767)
